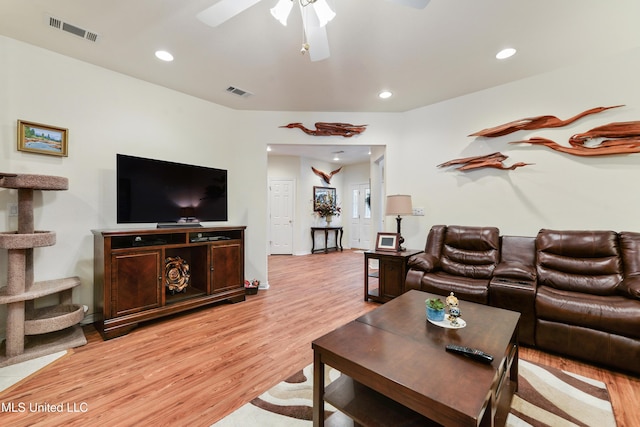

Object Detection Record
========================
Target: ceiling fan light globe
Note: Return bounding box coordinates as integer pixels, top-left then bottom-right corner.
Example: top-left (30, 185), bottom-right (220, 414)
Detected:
top-left (270, 0), bottom-right (293, 26)
top-left (313, 0), bottom-right (336, 27)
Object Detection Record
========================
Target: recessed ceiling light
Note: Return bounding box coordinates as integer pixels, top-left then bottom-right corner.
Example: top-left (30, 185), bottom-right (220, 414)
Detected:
top-left (378, 90), bottom-right (393, 99)
top-left (155, 50), bottom-right (174, 62)
top-left (496, 48), bottom-right (516, 60)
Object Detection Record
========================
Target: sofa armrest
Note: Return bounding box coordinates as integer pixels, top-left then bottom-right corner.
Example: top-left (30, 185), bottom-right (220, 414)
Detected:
top-left (405, 269), bottom-right (425, 291)
top-left (407, 253), bottom-right (439, 272)
top-left (493, 260), bottom-right (536, 282)
top-left (619, 275), bottom-right (640, 300)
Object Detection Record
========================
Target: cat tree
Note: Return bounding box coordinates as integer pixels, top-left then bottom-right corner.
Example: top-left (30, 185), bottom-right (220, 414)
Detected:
top-left (0, 173), bottom-right (86, 367)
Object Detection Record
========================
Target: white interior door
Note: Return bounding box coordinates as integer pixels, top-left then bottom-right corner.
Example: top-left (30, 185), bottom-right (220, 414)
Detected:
top-left (269, 179), bottom-right (294, 254)
top-left (350, 183), bottom-right (372, 249)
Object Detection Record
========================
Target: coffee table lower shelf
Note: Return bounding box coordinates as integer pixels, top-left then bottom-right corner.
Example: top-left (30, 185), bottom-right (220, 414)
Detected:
top-left (324, 373), bottom-right (516, 427)
top-left (324, 375), bottom-right (438, 427)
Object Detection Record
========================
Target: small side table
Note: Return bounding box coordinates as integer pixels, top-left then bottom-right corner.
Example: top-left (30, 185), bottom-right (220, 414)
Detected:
top-left (364, 249), bottom-right (422, 302)
top-left (311, 227), bottom-right (343, 254)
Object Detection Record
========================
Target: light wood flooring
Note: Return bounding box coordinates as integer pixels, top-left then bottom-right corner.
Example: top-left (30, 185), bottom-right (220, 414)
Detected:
top-left (1, 250), bottom-right (638, 426)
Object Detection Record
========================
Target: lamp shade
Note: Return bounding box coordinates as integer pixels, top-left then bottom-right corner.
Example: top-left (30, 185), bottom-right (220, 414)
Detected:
top-left (385, 195), bottom-right (413, 216)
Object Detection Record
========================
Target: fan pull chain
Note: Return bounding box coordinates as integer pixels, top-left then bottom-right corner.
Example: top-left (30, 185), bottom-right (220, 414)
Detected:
top-left (300, 2), bottom-right (310, 54)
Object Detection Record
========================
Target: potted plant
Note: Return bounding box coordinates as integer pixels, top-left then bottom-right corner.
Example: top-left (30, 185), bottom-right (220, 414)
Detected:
top-left (426, 298), bottom-right (445, 321)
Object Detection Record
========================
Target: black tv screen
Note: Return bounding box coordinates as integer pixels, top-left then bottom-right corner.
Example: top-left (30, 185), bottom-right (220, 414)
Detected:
top-left (117, 154), bottom-right (228, 224)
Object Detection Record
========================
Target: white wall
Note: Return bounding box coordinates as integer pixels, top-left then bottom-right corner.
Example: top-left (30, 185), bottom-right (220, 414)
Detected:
top-left (393, 46), bottom-right (640, 251)
top-left (2, 34), bottom-right (640, 335)
top-left (0, 35), bottom-right (269, 329)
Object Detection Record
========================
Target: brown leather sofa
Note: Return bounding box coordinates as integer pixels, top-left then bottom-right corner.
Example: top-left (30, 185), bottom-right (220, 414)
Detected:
top-left (406, 225), bottom-right (640, 375)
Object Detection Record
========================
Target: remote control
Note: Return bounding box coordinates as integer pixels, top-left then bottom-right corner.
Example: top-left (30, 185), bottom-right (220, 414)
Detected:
top-left (445, 344), bottom-right (494, 364)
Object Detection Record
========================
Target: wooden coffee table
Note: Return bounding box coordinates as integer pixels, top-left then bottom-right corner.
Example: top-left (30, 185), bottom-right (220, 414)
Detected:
top-left (312, 290), bottom-right (520, 427)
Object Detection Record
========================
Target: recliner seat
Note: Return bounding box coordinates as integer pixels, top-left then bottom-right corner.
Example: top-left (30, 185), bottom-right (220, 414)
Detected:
top-left (405, 225), bottom-right (500, 304)
top-left (534, 229), bottom-right (640, 373)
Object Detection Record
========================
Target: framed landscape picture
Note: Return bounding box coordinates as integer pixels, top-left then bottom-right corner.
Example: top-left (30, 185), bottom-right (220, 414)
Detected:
top-left (17, 120), bottom-right (68, 157)
top-left (375, 232), bottom-right (400, 252)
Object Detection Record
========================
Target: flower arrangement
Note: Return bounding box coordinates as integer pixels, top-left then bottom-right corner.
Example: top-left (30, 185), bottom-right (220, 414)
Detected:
top-left (315, 201), bottom-right (341, 218)
top-left (314, 194), bottom-right (341, 219)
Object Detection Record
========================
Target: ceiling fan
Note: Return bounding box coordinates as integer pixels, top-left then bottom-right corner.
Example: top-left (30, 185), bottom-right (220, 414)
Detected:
top-left (197, 0), bottom-right (430, 62)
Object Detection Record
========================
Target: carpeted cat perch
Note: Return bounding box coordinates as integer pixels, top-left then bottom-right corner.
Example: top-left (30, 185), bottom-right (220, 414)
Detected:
top-left (0, 173), bottom-right (86, 367)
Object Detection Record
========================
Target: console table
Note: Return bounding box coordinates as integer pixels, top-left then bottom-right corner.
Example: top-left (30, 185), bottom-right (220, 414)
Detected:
top-left (310, 227), bottom-right (343, 254)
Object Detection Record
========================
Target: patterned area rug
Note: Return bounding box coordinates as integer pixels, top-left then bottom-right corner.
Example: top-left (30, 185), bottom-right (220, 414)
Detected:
top-left (213, 359), bottom-right (616, 427)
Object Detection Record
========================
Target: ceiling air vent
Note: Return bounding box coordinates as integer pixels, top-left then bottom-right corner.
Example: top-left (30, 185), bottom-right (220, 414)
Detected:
top-left (45, 14), bottom-right (100, 43)
top-left (226, 86), bottom-right (253, 98)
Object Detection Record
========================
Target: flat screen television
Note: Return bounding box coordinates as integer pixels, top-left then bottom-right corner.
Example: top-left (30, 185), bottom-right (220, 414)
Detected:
top-left (117, 154), bottom-right (227, 226)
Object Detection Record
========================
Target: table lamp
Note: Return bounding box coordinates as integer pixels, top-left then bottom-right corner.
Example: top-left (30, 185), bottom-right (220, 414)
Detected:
top-left (385, 194), bottom-right (413, 251)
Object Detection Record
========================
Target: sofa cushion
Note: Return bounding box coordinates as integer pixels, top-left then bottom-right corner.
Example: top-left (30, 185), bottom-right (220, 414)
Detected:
top-left (421, 271), bottom-right (489, 304)
top-left (619, 231), bottom-right (640, 300)
top-left (500, 236), bottom-right (536, 265)
top-left (619, 276), bottom-right (640, 300)
top-left (536, 286), bottom-right (640, 339)
top-left (441, 246), bottom-right (498, 278)
top-left (493, 261), bottom-right (536, 281)
top-left (407, 253), bottom-right (438, 272)
top-left (424, 224), bottom-right (446, 258)
top-left (536, 229), bottom-right (622, 295)
top-left (440, 226), bottom-right (499, 279)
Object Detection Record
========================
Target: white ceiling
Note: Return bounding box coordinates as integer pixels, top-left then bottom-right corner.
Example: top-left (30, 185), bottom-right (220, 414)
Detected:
top-left (2, 1), bottom-right (640, 164)
top-left (2, 0), bottom-right (640, 114)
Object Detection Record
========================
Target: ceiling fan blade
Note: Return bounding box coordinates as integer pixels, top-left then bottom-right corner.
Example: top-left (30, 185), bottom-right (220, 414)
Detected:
top-left (386, 0), bottom-right (431, 9)
top-left (197, 0), bottom-right (263, 27)
top-left (302, 6), bottom-right (330, 62)
top-left (306, 25), bottom-right (330, 62)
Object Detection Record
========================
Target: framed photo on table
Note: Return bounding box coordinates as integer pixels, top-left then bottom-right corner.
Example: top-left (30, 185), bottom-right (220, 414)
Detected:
top-left (375, 232), bottom-right (400, 252)
top-left (17, 120), bottom-right (68, 157)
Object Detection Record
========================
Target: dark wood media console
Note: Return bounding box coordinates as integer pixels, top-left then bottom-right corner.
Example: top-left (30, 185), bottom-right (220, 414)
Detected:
top-left (92, 226), bottom-right (246, 339)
